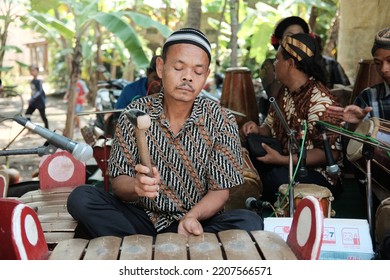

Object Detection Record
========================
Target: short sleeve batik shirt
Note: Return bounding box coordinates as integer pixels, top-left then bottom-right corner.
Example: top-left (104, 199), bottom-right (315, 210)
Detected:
top-left (264, 78), bottom-right (343, 185)
top-left (108, 92), bottom-right (244, 232)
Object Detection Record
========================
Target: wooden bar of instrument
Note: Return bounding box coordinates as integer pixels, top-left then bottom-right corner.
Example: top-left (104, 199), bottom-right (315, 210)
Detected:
top-left (17, 187), bottom-right (296, 260)
top-left (49, 230), bottom-right (297, 260)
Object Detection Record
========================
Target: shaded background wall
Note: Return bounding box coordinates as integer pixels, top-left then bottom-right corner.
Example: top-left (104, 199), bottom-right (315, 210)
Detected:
top-left (338, 0), bottom-right (390, 85)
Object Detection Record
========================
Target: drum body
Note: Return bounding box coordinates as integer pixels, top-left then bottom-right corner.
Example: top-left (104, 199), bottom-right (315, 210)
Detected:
top-left (275, 184), bottom-right (334, 218)
top-left (350, 59), bottom-right (383, 104)
top-left (221, 67), bottom-right (259, 129)
top-left (225, 148), bottom-right (263, 210)
top-left (346, 118), bottom-right (390, 191)
top-left (375, 197), bottom-right (390, 245)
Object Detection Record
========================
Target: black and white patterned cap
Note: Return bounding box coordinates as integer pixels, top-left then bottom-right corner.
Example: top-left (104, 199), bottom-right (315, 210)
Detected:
top-left (162, 28), bottom-right (212, 64)
top-left (371, 28), bottom-right (390, 56)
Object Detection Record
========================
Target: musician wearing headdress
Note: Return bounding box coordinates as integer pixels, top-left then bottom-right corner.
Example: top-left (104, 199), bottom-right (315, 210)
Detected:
top-left (327, 27), bottom-right (390, 260)
top-left (328, 28), bottom-right (390, 127)
top-left (259, 16), bottom-right (310, 119)
top-left (241, 33), bottom-right (343, 204)
top-left (67, 28), bottom-right (264, 239)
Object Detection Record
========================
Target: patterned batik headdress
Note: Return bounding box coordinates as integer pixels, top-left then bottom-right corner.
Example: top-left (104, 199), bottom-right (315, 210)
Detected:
top-left (282, 35), bottom-right (314, 61)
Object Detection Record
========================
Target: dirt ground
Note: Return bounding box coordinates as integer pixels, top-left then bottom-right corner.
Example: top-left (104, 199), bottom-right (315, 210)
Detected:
top-left (0, 92), bottom-right (94, 182)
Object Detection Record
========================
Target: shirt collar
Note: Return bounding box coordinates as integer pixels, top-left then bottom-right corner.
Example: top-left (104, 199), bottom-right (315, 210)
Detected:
top-left (286, 78), bottom-right (312, 96)
top-left (148, 91), bottom-right (204, 127)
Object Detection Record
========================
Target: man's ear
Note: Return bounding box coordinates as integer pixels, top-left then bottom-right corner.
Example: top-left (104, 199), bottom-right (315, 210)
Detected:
top-left (156, 56), bottom-right (164, 79)
top-left (288, 57), bottom-right (296, 68)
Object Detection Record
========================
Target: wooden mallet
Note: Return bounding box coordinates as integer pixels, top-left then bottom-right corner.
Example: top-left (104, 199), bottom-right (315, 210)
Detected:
top-left (125, 109), bottom-right (153, 177)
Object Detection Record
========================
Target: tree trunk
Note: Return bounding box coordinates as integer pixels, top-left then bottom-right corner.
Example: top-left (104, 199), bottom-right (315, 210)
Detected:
top-left (185, 0), bottom-right (202, 29)
top-left (324, 11), bottom-right (340, 58)
top-left (63, 38), bottom-right (82, 139)
top-left (214, 0), bottom-right (228, 74)
top-left (308, 6), bottom-right (318, 33)
top-left (89, 23), bottom-right (101, 106)
top-left (0, 23), bottom-right (9, 79)
top-left (163, 0), bottom-right (170, 26)
top-left (229, 0), bottom-right (239, 67)
top-left (0, 4), bottom-right (12, 79)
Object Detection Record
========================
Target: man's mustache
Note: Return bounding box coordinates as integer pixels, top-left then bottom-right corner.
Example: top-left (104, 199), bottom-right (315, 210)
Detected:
top-left (177, 82), bottom-right (194, 92)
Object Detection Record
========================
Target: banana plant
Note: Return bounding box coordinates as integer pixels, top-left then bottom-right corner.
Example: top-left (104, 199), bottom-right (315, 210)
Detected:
top-left (26, 0), bottom-right (172, 138)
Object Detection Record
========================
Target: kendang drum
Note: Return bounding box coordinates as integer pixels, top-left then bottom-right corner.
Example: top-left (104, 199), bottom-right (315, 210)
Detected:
top-left (225, 147), bottom-right (263, 210)
top-left (346, 117), bottom-right (390, 191)
top-left (221, 67), bottom-right (259, 129)
top-left (375, 197), bottom-right (390, 246)
top-left (275, 183), bottom-right (334, 218)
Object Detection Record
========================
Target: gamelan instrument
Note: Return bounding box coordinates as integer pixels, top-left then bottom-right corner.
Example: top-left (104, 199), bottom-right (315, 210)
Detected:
top-left (1, 196), bottom-right (324, 259)
top-left (220, 67), bottom-right (259, 128)
top-left (317, 118), bottom-right (390, 188)
top-left (275, 183), bottom-right (334, 218)
top-left (225, 147), bottom-right (262, 210)
top-left (317, 118), bottom-right (390, 236)
top-left (346, 117), bottom-right (390, 180)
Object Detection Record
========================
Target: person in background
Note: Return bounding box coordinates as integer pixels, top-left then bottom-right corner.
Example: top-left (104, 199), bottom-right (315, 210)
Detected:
top-left (327, 28), bottom-right (390, 260)
top-left (327, 28), bottom-right (390, 125)
top-left (67, 28), bottom-right (264, 239)
top-left (107, 56), bottom-right (162, 131)
top-left (25, 65), bottom-right (49, 129)
top-left (241, 33), bottom-right (343, 204)
top-left (258, 16), bottom-right (310, 120)
top-left (315, 35), bottom-right (350, 89)
top-left (114, 55), bottom-right (162, 110)
top-left (64, 70), bottom-right (89, 130)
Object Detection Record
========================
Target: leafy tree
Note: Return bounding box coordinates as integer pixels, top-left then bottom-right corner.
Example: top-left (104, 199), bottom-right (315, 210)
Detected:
top-left (25, 0), bottom-right (171, 138)
top-left (0, 0), bottom-right (26, 79)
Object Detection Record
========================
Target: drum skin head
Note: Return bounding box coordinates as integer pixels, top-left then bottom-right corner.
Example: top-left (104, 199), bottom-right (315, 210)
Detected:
top-left (278, 183), bottom-right (331, 199)
top-left (276, 184), bottom-right (333, 218)
top-left (287, 195), bottom-right (324, 260)
top-left (346, 118), bottom-right (379, 162)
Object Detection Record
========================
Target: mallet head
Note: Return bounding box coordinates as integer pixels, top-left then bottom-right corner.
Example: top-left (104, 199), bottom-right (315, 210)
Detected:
top-left (125, 109), bottom-right (151, 130)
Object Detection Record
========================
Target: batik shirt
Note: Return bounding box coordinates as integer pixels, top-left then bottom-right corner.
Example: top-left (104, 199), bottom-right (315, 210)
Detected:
top-left (263, 78), bottom-right (343, 185)
top-left (108, 92), bottom-right (244, 232)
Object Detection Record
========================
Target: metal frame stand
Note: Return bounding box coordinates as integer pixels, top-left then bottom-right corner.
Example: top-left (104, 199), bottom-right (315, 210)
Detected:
top-left (269, 97), bottom-right (300, 217)
top-left (362, 143), bottom-right (374, 239)
top-left (0, 145), bottom-right (57, 158)
top-left (288, 137), bottom-right (298, 217)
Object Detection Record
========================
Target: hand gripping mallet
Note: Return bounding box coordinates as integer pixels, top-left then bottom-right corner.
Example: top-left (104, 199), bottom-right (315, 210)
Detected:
top-left (125, 109), bottom-right (153, 177)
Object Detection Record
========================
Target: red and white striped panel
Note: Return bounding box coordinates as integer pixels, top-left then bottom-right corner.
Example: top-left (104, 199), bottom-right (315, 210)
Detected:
top-left (0, 199), bottom-right (48, 260)
top-left (287, 195), bottom-right (324, 260)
